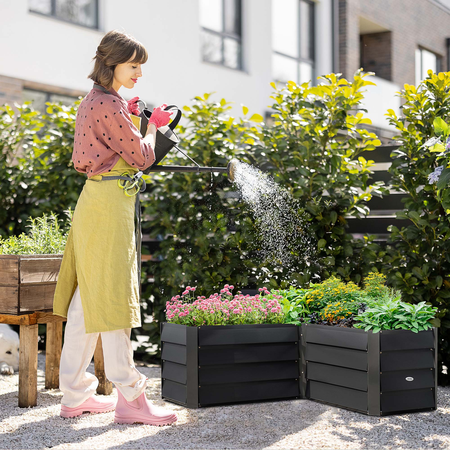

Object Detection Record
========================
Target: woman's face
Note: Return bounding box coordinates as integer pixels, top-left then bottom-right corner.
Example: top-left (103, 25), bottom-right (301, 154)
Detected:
top-left (112, 50), bottom-right (143, 90)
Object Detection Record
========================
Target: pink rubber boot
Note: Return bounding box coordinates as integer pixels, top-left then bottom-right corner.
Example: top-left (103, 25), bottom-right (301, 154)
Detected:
top-left (60, 395), bottom-right (116, 418)
top-left (114, 388), bottom-right (177, 426)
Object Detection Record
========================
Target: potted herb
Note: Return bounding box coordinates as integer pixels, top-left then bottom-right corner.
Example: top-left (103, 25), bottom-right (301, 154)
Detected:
top-left (0, 210), bottom-right (71, 314)
top-left (161, 285), bottom-right (300, 408)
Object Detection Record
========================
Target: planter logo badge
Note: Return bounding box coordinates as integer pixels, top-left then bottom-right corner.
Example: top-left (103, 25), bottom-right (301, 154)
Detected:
top-left (405, 377), bottom-right (414, 382)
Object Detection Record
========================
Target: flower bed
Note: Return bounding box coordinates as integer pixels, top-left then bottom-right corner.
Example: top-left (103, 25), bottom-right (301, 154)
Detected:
top-left (161, 275), bottom-right (439, 414)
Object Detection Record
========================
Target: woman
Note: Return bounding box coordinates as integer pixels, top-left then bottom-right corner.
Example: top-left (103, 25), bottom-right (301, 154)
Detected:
top-left (52, 30), bottom-right (177, 426)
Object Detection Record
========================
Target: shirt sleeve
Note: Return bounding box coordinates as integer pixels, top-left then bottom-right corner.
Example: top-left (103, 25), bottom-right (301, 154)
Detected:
top-left (96, 98), bottom-right (156, 170)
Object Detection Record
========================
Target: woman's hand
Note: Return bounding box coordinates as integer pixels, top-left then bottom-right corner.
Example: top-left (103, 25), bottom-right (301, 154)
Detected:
top-left (147, 104), bottom-right (173, 129)
top-left (127, 97), bottom-right (140, 116)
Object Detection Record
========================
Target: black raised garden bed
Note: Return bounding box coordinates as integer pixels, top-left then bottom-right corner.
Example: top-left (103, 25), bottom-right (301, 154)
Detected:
top-left (300, 323), bottom-right (438, 416)
top-left (160, 322), bottom-right (301, 408)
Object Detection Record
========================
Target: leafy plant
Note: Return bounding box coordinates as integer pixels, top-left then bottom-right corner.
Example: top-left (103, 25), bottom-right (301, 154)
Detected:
top-left (384, 70), bottom-right (450, 384)
top-left (0, 210), bottom-right (72, 255)
top-left (354, 298), bottom-right (438, 333)
top-left (277, 287), bottom-right (310, 324)
top-left (304, 275), bottom-right (362, 312)
top-left (251, 70), bottom-right (387, 286)
top-left (319, 299), bottom-right (360, 324)
top-left (0, 101), bottom-right (83, 239)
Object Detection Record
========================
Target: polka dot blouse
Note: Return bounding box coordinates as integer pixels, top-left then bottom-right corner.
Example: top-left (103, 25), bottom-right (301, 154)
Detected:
top-left (72, 84), bottom-right (156, 177)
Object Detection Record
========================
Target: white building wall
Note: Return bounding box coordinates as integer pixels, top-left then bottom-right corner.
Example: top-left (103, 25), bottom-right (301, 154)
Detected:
top-left (0, 0), bottom-right (334, 120)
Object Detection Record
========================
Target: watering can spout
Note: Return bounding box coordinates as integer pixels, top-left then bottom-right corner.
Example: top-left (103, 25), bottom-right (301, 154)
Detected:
top-left (227, 158), bottom-right (239, 182)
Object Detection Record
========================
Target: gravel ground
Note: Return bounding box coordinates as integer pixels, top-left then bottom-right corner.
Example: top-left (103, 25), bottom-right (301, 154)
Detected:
top-left (0, 351), bottom-right (449, 450)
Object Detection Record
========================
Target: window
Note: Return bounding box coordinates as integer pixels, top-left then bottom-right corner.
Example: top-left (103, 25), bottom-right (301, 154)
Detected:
top-left (272, 0), bottom-right (314, 84)
top-left (200, 0), bottom-right (242, 70)
top-left (29, 0), bottom-right (98, 29)
top-left (415, 48), bottom-right (442, 85)
top-left (23, 89), bottom-right (78, 112)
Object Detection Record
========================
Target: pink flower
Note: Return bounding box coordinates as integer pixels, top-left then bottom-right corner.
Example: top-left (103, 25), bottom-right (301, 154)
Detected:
top-left (191, 287), bottom-right (196, 292)
top-left (229, 285), bottom-right (234, 290)
top-left (182, 290), bottom-right (189, 296)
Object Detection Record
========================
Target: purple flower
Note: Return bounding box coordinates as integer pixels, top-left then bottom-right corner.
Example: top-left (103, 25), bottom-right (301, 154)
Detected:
top-left (428, 166), bottom-right (444, 184)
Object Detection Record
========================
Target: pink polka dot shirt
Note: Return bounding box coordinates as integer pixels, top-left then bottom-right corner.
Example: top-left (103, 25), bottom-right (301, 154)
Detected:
top-left (72, 83), bottom-right (156, 177)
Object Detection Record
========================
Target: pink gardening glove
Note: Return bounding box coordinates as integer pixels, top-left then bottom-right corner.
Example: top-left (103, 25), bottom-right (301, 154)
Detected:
top-left (127, 97), bottom-right (140, 116)
top-left (148, 104), bottom-right (173, 129)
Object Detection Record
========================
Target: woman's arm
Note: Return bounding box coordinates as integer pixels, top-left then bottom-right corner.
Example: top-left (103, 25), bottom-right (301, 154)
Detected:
top-left (143, 122), bottom-right (157, 149)
top-left (95, 99), bottom-right (157, 170)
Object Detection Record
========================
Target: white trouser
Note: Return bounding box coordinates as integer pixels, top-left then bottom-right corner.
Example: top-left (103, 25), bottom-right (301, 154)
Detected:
top-left (59, 284), bottom-right (148, 407)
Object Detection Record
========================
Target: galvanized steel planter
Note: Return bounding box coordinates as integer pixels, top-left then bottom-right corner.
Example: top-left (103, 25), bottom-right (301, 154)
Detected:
top-left (160, 322), bottom-right (301, 408)
top-left (300, 324), bottom-right (438, 416)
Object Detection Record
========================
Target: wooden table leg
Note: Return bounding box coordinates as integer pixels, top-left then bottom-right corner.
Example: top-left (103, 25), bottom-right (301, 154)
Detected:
top-left (45, 322), bottom-right (63, 389)
top-left (18, 324), bottom-right (38, 407)
top-left (94, 335), bottom-right (112, 395)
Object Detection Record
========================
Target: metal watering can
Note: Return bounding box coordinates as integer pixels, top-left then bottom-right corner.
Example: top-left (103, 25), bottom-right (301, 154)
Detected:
top-left (135, 100), bottom-right (237, 180)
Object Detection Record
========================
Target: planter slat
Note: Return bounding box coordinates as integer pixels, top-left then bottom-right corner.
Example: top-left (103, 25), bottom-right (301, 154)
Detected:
top-left (161, 342), bottom-right (186, 365)
top-left (305, 343), bottom-right (368, 371)
top-left (309, 381), bottom-right (368, 412)
top-left (199, 379), bottom-right (299, 406)
top-left (0, 254), bottom-right (63, 314)
top-left (380, 329), bottom-right (435, 351)
top-left (198, 343), bottom-right (298, 365)
top-left (162, 379), bottom-right (186, 404)
top-left (381, 369), bottom-right (435, 392)
top-left (307, 362), bottom-right (367, 391)
top-left (381, 388), bottom-right (435, 413)
top-left (161, 324), bottom-right (187, 345)
top-left (162, 361), bottom-right (187, 384)
top-left (19, 283), bottom-right (56, 312)
top-left (380, 349), bottom-right (435, 371)
top-left (0, 256), bottom-right (19, 285)
top-left (198, 325), bottom-right (298, 346)
top-left (199, 361), bottom-right (298, 385)
top-left (304, 325), bottom-right (367, 350)
top-left (0, 287), bottom-right (19, 314)
top-left (20, 257), bottom-right (61, 283)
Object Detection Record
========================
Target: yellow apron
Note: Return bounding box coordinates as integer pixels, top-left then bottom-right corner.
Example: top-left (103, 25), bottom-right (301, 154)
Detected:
top-left (53, 155), bottom-right (144, 333)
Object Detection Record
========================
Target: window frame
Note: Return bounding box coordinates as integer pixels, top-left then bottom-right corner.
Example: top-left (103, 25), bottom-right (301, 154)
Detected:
top-left (272, 0), bottom-right (315, 85)
top-left (29, 0), bottom-right (99, 30)
top-left (200, 0), bottom-right (243, 71)
top-left (415, 46), bottom-right (442, 85)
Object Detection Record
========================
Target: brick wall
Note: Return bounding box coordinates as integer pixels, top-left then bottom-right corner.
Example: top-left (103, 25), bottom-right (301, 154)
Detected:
top-left (339, 0), bottom-right (450, 86)
top-left (0, 75), bottom-right (22, 109)
top-left (360, 31), bottom-right (392, 81)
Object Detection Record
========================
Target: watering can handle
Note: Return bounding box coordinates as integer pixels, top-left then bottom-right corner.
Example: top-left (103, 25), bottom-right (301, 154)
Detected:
top-left (163, 105), bottom-right (182, 131)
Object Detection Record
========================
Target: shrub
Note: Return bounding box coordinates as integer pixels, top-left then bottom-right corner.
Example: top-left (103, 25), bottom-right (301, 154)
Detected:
top-left (385, 70), bottom-right (450, 384)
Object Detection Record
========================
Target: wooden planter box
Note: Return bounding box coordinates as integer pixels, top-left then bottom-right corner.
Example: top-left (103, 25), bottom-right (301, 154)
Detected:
top-left (0, 254), bottom-right (63, 314)
top-left (160, 322), bottom-right (300, 408)
top-left (300, 323), bottom-right (438, 416)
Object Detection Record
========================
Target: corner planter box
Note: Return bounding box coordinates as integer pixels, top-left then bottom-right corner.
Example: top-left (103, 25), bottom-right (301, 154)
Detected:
top-left (161, 322), bottom-right (300, 408)
top-left (0, 254), bottom-right (63, 314)
top-left (300, 323), bottom-right (437, 416)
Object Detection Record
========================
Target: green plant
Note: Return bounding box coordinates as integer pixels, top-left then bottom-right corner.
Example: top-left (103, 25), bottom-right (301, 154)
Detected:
top-left (362, 271), bottom-right (390, 298)
top-left (319, 299), bottom-right (360, 324)
top-left (304, 275), bottom-right (362, 312)
top-left (0, 101), bottom-right (84, 239)
top-left (354, 298), bottom-right (438, 333)
top-left (251, 70), bottom-right (387, 286)
top-left (277, 287), bottom-right (310, 324)
top-left (384, 71), bottom-right (450, 384)
top-left (0, 210), bottom-right (72, 255)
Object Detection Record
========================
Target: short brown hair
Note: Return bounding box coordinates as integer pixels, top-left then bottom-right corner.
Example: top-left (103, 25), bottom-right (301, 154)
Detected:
top-left (88, 30), bottom-right (148, 89)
